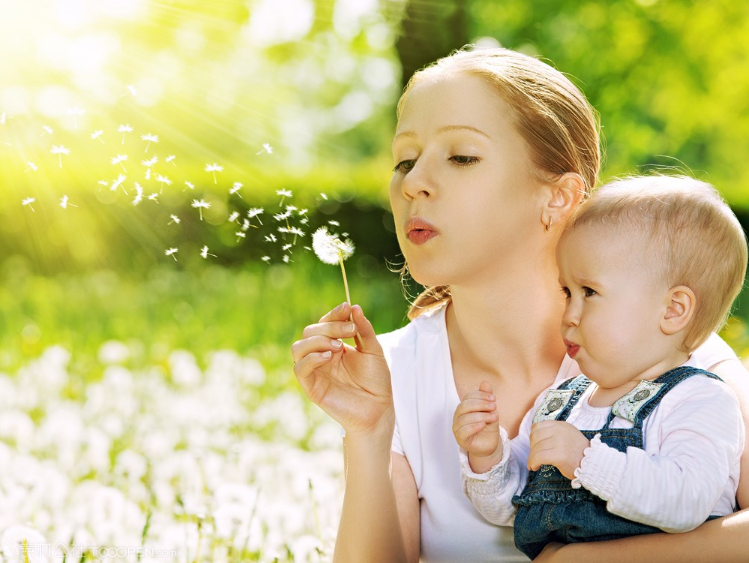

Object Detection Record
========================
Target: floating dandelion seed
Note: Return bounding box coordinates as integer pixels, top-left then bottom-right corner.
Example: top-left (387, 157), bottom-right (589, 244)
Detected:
top-left (59, 195), bottom-right (77, 209)
top-left (236, 231), bottom-right (246, 241)
top-left (205, 163), bottom-right (223, 184)
top-left (168, 214), bottom-right (181, 225)
top-left (148, 193), bottom-right (159, 203)
top-left (299, 208), bottom-right (308, 216)
top-left (328, 220), bottom-right (340, 227)
top-left (25, 162), bottom-right (37, 173)
top-left (282, 243), bottom-right (292, 251)
top-left (127, 84), bottom-right (138, 97)
top-left (256, 143), bottom-right (273, 155)
top-left (156, 174), bottom-right (172, 193)
top-left (283, 255), bottom-right (291, 263)
top-left (288, 226), bottom-right (305, 244)
top-left (133, 184), bottom-right (144, 205)
top-left (110, 174), bottom-right (127, 194)
top-left (200, 246), bottom-right (216, 259)
top-left (21, 197), bottom-right (35, 211)
top-left (91, 130), bottom-right (104, 143)
top-left (50, 145), bottom-right (70, 168)
top-left (97, 180), bottom-right (109, 189)
top-left (301, 217), bottom-right (309, 225)
top-left (312, 227), bottom-right (355, 305)
top-left (192, 199), bottom-right (211, 220)
top-left (320, 192), bottom-right (328, 200)
top-left (141, 133), bottom-right (159, 152)
top-left (118, 124), bottom-right (133, 144)
top-left (111, 154), bottom-right (128, 171)
top-left (228, 211), bottom-right (240, 223)
top-left (276, 189), bottom-right (292, 206)
top-left (229, 182), bottom-right (243, 198)
top-left (261, 256), bottom-right (271, 263)
top-left (66, 106), bottom-right (85, 128)
top-left (265, 234), bottom-right (277, 243)
top-left (241, 219), bottom-right (250, 231)
top-left (165, 247), bottom-right (178, 261)
top-left (247, 207), bottom-right (264, 226)
top-left (166, 155), bottom-right (176, 165)
top-left (142, 156), bottom-right (157, 180)
top-left (42, 125), bottom-right (53, 136)
top-left (184, 181), bottom-right (195, 191)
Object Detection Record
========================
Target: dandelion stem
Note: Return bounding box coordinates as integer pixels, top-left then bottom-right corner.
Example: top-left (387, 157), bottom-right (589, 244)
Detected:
top-left (339, 256), bottom-right (351, 307)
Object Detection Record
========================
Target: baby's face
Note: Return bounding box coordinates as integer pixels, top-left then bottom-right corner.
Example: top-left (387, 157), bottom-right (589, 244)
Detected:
top-left (556, 225), bottom-right (673, 389)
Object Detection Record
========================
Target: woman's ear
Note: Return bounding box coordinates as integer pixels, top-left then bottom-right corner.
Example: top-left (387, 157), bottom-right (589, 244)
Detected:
top-left (661, 285), bottom-right (696, 336)
top-left (541, 172), bottom-right (586, 229)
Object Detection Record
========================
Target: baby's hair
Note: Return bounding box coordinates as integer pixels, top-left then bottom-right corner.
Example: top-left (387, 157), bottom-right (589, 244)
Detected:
top-left (404, 46), bottom-right (601, 319)
top-left (565, 175), bottom-right (748, 351)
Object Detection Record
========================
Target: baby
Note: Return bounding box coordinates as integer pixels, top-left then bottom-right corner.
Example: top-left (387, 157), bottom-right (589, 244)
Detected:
top-left (454, 175), bottom-right (747, 559)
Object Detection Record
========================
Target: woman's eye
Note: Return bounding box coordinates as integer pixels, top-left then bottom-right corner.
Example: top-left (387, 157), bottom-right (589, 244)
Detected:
top-left (450, 155), bottom-right (479, 166)
top-left (393, 159), bottom-right (416, 173)
top-left (583, 287), bottom-right (597, 297)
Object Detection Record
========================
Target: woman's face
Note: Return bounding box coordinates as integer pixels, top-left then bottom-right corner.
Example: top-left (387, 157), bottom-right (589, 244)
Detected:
top-left (389, 72), bottom-right (547, 288)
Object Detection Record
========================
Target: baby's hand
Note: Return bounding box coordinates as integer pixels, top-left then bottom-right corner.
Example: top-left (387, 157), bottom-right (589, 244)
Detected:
top-left (528, 420), bottom-right (590, 480)
top-left (452, 381), bottom-right (502, 473)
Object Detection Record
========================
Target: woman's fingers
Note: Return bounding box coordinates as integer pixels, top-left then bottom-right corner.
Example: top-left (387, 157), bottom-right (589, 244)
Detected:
top-left (350, 304), bottom-right (382, 355)
top-left (291, 334), bottom-right (347, 364)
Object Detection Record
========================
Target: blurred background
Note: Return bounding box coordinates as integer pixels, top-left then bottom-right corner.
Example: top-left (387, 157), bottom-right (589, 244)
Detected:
top-left (1, 0), bottom-right (748, 370)
top-left (1, 1), bottom-right (749, 560)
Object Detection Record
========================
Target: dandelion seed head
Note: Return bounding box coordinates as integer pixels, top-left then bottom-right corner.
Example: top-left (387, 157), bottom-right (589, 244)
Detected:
top-left (142, 133), bottom-right (159, 143)
top-left (184, 181), bottom-right (195, 190)
top-left (248, 208), bottom-right (264, 218)
top-left (111, 154), bottom-right (128, 165)
top-left (142, 156), bottom-right (158, 167)
top-left (328, 220), bottom-right (340, 227)
top-left (169, 214), bottom-right (181, 224)
top-left (312, 227), bottom-right (355, 265)
top-left (166, 155), bottom-right (176, 163)
top-left (91, 130), bottom-right (104, 140)
top-left (148, 193), bottom-right (159, 202)
top-left (26, 162), bottom-right (37, 171)
top-left (320, 192), bottom-right (328, 200)
top-left (51, 145), bottom-right (70, 155)
top-left (66, 106), bottom-right (85, 116)
top-left (236, 231), bottom-right (246, 239)
top-left (192, 199), bottom-right (210, 209)
top-left (205, 163), bottom-right (223, 172)
top-left (265, 234), bottom-right (277, 243)
top-left (156, 174), bottom-right (172, 185)
top-left (282, 244), bottom-right (292, 251)
top-left (228, 211), bottom-right (240, 223)
top-left (22, 197), bottom-right (35, 206)
top-left (241, 219), bottom-right (250, 230)
top-left (283, 255), bottom-right (290, 263)
top-left (118, 124), bottom-right (133, 133)
top-left (42, 125), bottom-right (53, 135)
top-left (289, 227), bottom-right (305, 237)
top-left (276, 189), bottom-right (292, 198)
top-left (261, 256), bottom-right (271, 262)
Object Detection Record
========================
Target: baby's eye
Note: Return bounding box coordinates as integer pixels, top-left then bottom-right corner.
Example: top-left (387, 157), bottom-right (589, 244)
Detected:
top-left (449, 155), bottom-right (479, 166)
top-left (393, 159), bottom-right (416, 173)
top-left (583, 287), bottom-right (597, 297)
top-left (560, 287), bottom-right (571, 298)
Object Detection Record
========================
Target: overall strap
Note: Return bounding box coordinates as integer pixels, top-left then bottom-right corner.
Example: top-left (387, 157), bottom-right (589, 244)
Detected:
top-left (533, 375), bottom-right (592, 423)
top-left (612, 366), bottom-right (722, 428)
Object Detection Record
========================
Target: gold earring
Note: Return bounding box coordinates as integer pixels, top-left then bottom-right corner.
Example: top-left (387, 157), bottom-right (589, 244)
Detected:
top-left (546, 217), bottom-right (553, 231)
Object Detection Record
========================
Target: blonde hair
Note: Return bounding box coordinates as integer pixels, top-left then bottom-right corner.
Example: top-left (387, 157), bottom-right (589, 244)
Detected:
top-left (403, 46), bottom-right (601, 319)
top-left (564, 175), bottom-right (748, 351)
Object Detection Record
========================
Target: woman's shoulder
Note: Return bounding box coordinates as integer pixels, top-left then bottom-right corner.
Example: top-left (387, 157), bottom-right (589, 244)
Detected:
top-left (377, 304), bottom-right (447, 375)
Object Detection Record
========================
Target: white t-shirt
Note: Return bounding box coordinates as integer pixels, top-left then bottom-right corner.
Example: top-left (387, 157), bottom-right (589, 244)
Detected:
top-left (378, 303), bottom-right (740, 563)
top-left (461, 356), bottom-right (744, 533)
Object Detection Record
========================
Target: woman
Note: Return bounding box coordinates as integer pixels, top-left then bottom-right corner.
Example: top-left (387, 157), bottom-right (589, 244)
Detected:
top-left (291, 47), bottom-right (749, 562)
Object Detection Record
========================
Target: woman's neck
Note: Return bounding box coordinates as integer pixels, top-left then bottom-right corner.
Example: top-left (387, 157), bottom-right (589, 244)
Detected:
top-left (445, 257), bottom-right (566, 386)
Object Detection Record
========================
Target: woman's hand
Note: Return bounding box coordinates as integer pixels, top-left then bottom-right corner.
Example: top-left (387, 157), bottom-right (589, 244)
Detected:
top-left (291, 302), bottom-right (393, 438)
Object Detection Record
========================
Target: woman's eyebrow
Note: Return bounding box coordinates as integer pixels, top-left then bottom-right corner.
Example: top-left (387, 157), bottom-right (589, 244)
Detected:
top-left (393, 124), bottom-right (491, 142)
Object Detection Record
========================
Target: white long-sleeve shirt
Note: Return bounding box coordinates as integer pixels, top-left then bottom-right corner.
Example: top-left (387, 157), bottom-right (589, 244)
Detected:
top-left (461, 357), bottom-right (744, 533)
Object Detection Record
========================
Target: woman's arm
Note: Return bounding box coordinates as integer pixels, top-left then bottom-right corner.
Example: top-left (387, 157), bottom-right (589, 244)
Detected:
top-left (536, 510), bottom-right (749, 563)
top-left (335, 427), bottom-right (412, 563)
top-left (292, 303), bottom-right (413, 563)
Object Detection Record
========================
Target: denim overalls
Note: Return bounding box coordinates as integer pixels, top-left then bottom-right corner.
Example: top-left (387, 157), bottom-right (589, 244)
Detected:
top-left (512, 366), bottom-right (721, 560)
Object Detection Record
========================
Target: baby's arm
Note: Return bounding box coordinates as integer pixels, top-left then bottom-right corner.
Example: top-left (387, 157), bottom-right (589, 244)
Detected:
top-left (573, 377), bottom-right (744, 532)
top-left (454, 384), bottom-right (538, 526)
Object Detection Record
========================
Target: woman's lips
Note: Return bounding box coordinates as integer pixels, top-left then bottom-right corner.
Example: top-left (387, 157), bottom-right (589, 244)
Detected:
top-left (564, 339), bottom-right (580, 358)
top-left (405, 217), bottom-right (438, 245)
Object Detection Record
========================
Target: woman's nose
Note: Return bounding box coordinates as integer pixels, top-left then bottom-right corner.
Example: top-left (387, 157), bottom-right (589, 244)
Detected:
top-left (401, 159), bottom-right (435, 200)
